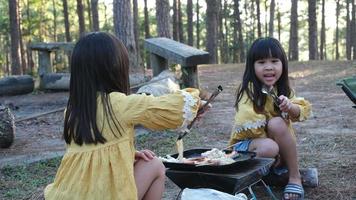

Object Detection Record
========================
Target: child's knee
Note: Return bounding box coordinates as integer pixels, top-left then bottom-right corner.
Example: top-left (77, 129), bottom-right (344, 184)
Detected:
top-left (267, 117), bottom-right (288, 136)
top-left (255, 139), bottom-right (279, 157)
top-left (151, 157), bottom-right (166, 177)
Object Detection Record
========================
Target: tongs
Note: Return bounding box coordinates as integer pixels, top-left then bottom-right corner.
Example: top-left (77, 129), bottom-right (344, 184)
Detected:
top-left (177, 85), bottom-right (223, 141)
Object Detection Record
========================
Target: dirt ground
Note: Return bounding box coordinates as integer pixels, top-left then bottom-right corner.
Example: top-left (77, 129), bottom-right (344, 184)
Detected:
top-left (0, 60), bottom-right (355, 199)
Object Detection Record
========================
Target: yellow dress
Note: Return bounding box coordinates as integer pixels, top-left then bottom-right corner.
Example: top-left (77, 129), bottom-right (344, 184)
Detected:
top-left (228, 90), bottom-right (311, 146)
top-left (44, 89), bottom-right (200, 200)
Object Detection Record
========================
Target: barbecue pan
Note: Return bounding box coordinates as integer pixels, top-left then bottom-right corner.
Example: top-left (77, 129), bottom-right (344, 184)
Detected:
top-left (162, 148), bottom-right (256, 174)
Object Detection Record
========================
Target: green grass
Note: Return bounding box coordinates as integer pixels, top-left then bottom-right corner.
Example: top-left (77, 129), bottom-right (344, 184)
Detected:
top-left (0, 157), bottom-right (61, 199)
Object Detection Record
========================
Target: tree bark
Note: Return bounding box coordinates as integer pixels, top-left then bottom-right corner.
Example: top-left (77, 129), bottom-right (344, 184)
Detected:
top-left (320, 0), bottom-right (326, 60)
top-left (308, 0), bottom-right (318, 60)
top-left (91, 0), bottom-right (99, 31)
top-left (346, 0), bottom-right (351, 60)
top-left (144, 0), bottom-right (150, 68)
top-left (178, 0), bottom-right (184, 43)
top-left (233, 0), bottom-right (244, 63)
top-left (9, 0), bottom-right (21, 75)
top-left (277, 2), bottom-right (281, 41)
top-left (62, 0), bottom-right (71, 42)
top-left (133, 0), bottom-right (139, 56)
top-left (86, 0), bottom-right (92, 31)
top-left (352, 0), bottom-right (356, 60)
top-left (18, 3), bottom-right (27, 74)
top-left (289, 0), bottom-right (299, 61)
top-left (187, 0), bottom-right (193, 46)
top-left (113, 0), bottom-right (142, 72)
top-left (269, 0), bottom-right (275, 37)
top-left (335, 0), bottom-right (340, 60)
top-left (156, 0), bottom-right (171, 38)
top-left (76, 0), bottom-right (86, 36)
top-left (173, 0), bottom-right (179, 41)
top-left (206, 0), bottom-right (218, 64)
top-left (196, 0), bottom-right (200, 48)
top-left (256, 0), bottom-right (262, 37)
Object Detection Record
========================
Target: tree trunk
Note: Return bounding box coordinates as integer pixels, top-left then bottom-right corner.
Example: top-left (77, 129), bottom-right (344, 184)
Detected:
top-left (196, 0), bottom-right (200, 48)
top-left (62, 0), bottom-right (71, 42)
top-left (173, 0), bottom-right (178, 41)
top-left (187, 0), bottom-right (193, 46)
top-left (277, 2), bottom-right (281, 41)
top-left (9, 0), bottom-right (21, 75)
top-left (18, 3), bottom-right (27, 74)
top-left (133, 0), bottom-right (139, 57)
top-left (233, 0), bottom-right (244, 63)
top-left (178, 0), bottom-right (184, 43)
top-left (256, 0), bottom-right (262, 37)
top-left (269, 0), bottom-right (275, 37)
top-left (320, 0), bottom-right (326, 60)
top-left (156, 0), bottom-right (171, 38)
top-left (144, 0), bottom-right (150, 68)
top-left (352, 0), bottom-right (356, 60)
top-left (289, 0), bottom-right (299, 61)
top-left (76, 0), bottom-right (86, 36)
top-left (0, 106), bottom-right (15, 148)
top-left (86, 0), bottom-right (92, 31)
top-left (113, 0), bottom-right (142, 72)
top-left (223, 0), bottom-right (230, 62)
top-left (335, 0), bottom-right (340, 60)
top-left (91, 0), bottom-right (99, 31)
top-left (346, 0), bottom-right (351, 60)
top-left (308, 0), bottom-right (318, 60)
top-left (206, 0), bottom-right (218, 64)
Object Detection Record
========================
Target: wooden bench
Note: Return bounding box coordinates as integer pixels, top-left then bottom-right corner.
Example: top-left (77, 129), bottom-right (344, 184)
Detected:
top-left (29, 42), bottom-right (74, 90)
top-left (144, 37), bottom-right (209, 88)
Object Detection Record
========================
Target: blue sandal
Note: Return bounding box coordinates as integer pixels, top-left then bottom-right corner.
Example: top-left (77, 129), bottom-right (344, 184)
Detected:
top-left (283, 183), bottom-right (304, 200)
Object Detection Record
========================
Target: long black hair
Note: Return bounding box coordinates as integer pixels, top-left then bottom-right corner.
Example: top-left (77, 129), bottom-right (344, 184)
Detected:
top-left (234, 37), bottom-right (292, 113)
top-left (64, 32), bottom-right (130, 145)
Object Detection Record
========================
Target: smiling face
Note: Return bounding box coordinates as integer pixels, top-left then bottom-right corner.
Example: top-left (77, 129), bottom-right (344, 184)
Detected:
top-left (254, 57), bottom-right (283, 87)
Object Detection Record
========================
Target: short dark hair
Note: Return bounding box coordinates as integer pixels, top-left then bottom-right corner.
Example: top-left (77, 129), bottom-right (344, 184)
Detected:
top-left (64, 32), bottom-right (129, 145)
top-left (235, 37), bottom-right (291, 113)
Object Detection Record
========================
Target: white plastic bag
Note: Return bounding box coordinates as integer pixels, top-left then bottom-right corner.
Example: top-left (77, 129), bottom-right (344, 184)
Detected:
top-left (181, 188), bottom-right (248, 200)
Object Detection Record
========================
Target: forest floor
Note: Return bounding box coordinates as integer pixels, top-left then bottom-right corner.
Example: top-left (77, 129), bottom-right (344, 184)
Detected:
top-left (0, 61), bottom-right (355, 200)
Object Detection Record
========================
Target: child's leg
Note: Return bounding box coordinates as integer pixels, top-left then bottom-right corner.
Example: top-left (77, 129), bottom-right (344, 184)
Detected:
top-left (267, 117), bottom-right (302, 200)
top-left (134, 157), bottom-right (166, 200)
top-left (248, 138), bottom-right (279, 158)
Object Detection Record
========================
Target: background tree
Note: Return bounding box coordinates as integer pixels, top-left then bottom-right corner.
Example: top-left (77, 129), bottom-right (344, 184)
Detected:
top-left (62, 0), bottom-right (71, 42)
top-left (196, 0), bottom-right (200, 48)
top-left (233, 0), bottom-right (244, 63)
top-left (156, 0), bottom-right (171, 38)
top-left (269, 0), bottom-right (275, 37)
top-left (113, 0), bottom-right (141, 71)
top-left (289, 0), bottom-right (299, 61)
top-left (187, 0), bottom-right (193, 46)
top-left (256, 0), bottom-right (262, 37)
top-left (76, 0), bottom-right (85, 36)
top-left (9, 0), bottom-right (21, 75)
top-left (346, 0), bottom-right (351, 60)
top-left (352, 0), bottom-right (356, 60)
top-left (178, 0), bottom-right (184, 43)
top-left (335, 0), bottom-right (340, 60)
top-left (91, 0), bottom-right (99, 31)
top-left (206, 0), bottom-right (218, 63)
top-left (133, 0), bottom-right (139, 56)
top-left (308, 0), bottom-right (318, 60)
top-left (320, 0), bottom-right (326, 60)
top-left (173, 0), bottom-right (178, 41)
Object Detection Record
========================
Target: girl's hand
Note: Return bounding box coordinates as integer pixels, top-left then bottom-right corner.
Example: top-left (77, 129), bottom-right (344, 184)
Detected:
top-left (135, 149), bottom-right (156, 162)
top-left (278, 95), bottom-right (293, 112)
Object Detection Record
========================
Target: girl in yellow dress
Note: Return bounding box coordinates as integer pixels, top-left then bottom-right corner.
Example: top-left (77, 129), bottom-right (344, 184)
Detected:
top-left (229, 38), bottom-right (311, 200)
top-left (44, 32), bottom-right (202, 200)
